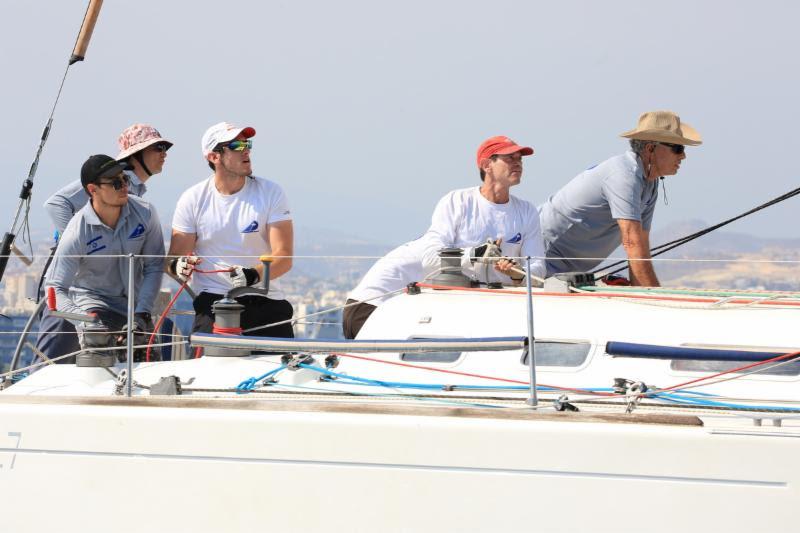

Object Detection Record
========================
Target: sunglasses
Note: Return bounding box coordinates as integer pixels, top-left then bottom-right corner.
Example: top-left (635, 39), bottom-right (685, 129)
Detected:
top-left (658, 142), bottom-right (685, 155)
top-left (150, 142), bottom-right (171, 153)
top-left (96, 174), bottom-right (130, 191)
top-left (218, 139), bottom-right (253, 152)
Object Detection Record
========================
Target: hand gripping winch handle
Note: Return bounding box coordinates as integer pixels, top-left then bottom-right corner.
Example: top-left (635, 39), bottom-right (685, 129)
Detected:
top-left (225, 256), bottom-right (272, 300)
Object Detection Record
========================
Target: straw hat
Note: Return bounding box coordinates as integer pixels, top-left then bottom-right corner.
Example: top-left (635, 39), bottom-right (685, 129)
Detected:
top-left (620, 111), bottom-right (702, 146)
top-left (116, 124), bottom-right (173, 160)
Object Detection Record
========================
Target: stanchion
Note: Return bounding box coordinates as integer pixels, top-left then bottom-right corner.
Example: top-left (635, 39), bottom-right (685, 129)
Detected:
top-left (126, 253), bottom-right (134, 397)
top-left (525, 256), bottom-right (538, 407)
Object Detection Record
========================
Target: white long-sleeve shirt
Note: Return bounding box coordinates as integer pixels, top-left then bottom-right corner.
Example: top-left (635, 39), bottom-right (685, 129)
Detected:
top-left (421, 187), bottom-right (546, 284)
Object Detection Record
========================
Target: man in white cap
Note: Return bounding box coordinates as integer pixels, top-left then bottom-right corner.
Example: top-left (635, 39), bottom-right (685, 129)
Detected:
top-left (343, 135), bottom-right (546, 339)
top-left (36, 124), bottom-right (172, 362)
top-left (538, 110), bottom-right (702, 286)
top-left (168, 122), bottom-right (295, 339)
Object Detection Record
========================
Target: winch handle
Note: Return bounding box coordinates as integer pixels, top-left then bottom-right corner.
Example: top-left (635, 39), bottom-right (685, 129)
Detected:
top-left (45, 287), bottom-right (98, 323)
top-left (225, 256), bottom-right (271, 300)
top-left (259, 255), bottom-right (272, 294)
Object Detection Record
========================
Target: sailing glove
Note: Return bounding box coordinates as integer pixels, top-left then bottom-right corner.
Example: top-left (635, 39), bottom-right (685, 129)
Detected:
top-left (169, 256), bottom-right (198, 282)
top-left (230, 266), bottom-right (260, 288)
top-left (470, 240), bottom-right (502, 264)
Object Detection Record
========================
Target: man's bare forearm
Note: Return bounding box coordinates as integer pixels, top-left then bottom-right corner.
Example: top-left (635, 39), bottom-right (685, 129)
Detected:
top-left (627, 256), bottom-right (660, 286)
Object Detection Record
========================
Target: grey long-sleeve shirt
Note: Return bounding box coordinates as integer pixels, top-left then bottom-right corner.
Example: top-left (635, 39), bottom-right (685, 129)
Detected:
top-left (46, 195), bottom-right (165, 319)
top-left (44, 170), bottom-right (147, 235)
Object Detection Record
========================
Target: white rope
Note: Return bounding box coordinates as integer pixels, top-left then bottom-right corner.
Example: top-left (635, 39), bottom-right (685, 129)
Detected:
top-left (6, 252), bottom-right (800, 265)
top-left (238, 269), bottom-right (453, 335)
top-left (0, 340), bottom-right (186, 381)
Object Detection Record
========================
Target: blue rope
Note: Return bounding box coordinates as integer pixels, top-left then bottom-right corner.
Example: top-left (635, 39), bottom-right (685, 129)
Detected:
top-left (236, 363), bottom-right (800, 412)
top-left (649, 391), bottom-right (800, 412)
top-left (236, 365), bottom-right (287, 392)
top-left (262, 379), bottom-right (507, 409)
top-left (297, 363), bottom-right (610, 396)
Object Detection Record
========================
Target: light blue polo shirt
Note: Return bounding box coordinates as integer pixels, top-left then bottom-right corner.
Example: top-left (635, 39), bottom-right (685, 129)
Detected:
top-left (46, 195), bottom-right (165, 318)
top-left (44, 170), bottom-right (147, 235)
top-left (538, 151), bottom-right (658, 274)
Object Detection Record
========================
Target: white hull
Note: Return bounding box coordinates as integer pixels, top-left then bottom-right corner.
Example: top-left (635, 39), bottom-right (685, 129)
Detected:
top-left (1, 395), bottom-right (798, 532)
top-left (4, 284), bottom-right (800, 531)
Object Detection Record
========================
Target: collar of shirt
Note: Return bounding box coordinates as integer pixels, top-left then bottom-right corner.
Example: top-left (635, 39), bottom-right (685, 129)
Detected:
top-left (82, 200), bottom-right (132, 230)
top-left (624, 150), bottom-right (646, 181)
top-left (125, 169), bottom-right (147, 195)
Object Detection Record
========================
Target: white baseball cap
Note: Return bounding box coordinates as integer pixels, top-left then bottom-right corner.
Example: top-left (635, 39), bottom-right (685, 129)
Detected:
top-left (201, 122), bottom-right (256, 156)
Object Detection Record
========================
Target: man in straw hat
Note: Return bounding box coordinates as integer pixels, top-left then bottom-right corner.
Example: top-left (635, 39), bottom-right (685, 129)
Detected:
top-left (538, 110), bottom-right (701, 286)
top-left (44, 124), bottom-right (172, 234)
top-left (343, 135), bottom-right (547, 339)
top-left (36, 124), bottom-right (172, 363)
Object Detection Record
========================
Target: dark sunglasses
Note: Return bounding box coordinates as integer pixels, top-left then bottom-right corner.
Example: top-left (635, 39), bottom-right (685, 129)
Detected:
top-left (658, 142), bottom-right (685, 155)
top-left (149, 142), bottom-right (171, 153)
top-left (96, 174), bottom-right (130, 191)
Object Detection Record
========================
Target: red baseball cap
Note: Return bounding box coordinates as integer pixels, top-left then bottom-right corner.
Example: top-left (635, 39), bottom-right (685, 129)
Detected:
top-left (476, 136), bottom-right (534, 167)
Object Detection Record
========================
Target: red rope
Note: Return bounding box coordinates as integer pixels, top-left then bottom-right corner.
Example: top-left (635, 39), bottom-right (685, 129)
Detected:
top-left (145, 282), bottom-right (186, 362)
top-left (332, 352), bottom-right (614, 396)
top-left (213, 325), bottom-right (243, 335)
top-left (144, 265), bottom-right (234, 361)
top-left (415, 282), bottom-right (800, 307)
top-left (658, 350), bottom-right (800, 392)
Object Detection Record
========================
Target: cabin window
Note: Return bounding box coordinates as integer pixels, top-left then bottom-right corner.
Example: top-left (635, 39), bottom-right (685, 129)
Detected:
top-left (401, 350), bottom-right (462, 363)
top-left (671, 359), bottom-right (800, 377)
top-left (400, 337), bottom-right (462, 363)
top-left (521, 340), bottom-right (592, 367)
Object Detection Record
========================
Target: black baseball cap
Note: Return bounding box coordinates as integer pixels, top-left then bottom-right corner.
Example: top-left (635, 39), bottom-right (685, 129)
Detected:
top-left (80, 154), bottom-right (128, 189)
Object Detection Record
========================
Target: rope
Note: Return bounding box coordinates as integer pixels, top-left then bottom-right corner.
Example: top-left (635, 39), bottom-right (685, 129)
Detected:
top-left (0, 340), bottom-right (185, 382)
top-left (332, 352), bottom-right (614, 396)
top-left (235, 364), bottom-right (287, 391)
top-left (592, 185), bottom-right (800, 278)
top-left (144, 266), bottom-right (233, 361)
top-left (241, 285), bottom-right (408, 334)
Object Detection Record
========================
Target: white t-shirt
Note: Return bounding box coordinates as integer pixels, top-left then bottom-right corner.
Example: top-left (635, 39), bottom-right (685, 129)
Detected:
top-left (348, 237), bottom-right (432, 305)
top-left (421, 187), bottom-right (546, 284)
top-left (172, 175), bottom-right (292, 300)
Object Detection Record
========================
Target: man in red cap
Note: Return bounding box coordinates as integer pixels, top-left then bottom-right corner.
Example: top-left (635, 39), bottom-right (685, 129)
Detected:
top-left (419, 135), bottom-right (546, 284)
top-left (342, 135), bottom-right (546, 338)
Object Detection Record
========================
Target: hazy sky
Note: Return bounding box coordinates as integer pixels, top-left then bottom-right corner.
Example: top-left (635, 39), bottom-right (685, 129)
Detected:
top-left (2, 0), bottom-right (799, 251)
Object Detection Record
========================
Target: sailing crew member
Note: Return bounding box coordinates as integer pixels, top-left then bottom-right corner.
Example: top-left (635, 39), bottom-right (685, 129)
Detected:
top-left (168, 122), bottom-right (295, 338)
top-left (419, 135), bottom-right (547, 283)
top-left (37, 124), bottom-right (172, 362)
top-left (538, 110), bottom-right (702, 286)
top-left (343, 236), bottom-right (433, 339)
top-left (343, 135), bottom-right (547, 339)
top-left (45, 155), bottom-right (165, 359)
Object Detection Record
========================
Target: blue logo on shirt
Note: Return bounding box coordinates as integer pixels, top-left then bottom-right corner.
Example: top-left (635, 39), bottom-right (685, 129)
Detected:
top-left (507, 232), bottom-right (522, 244)
top-left (242, 221), bottom-right (259, 233)
top-left (86, 235), bottom-right (106, 255)
top-left (128, 224), bottom-right (145, 239)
